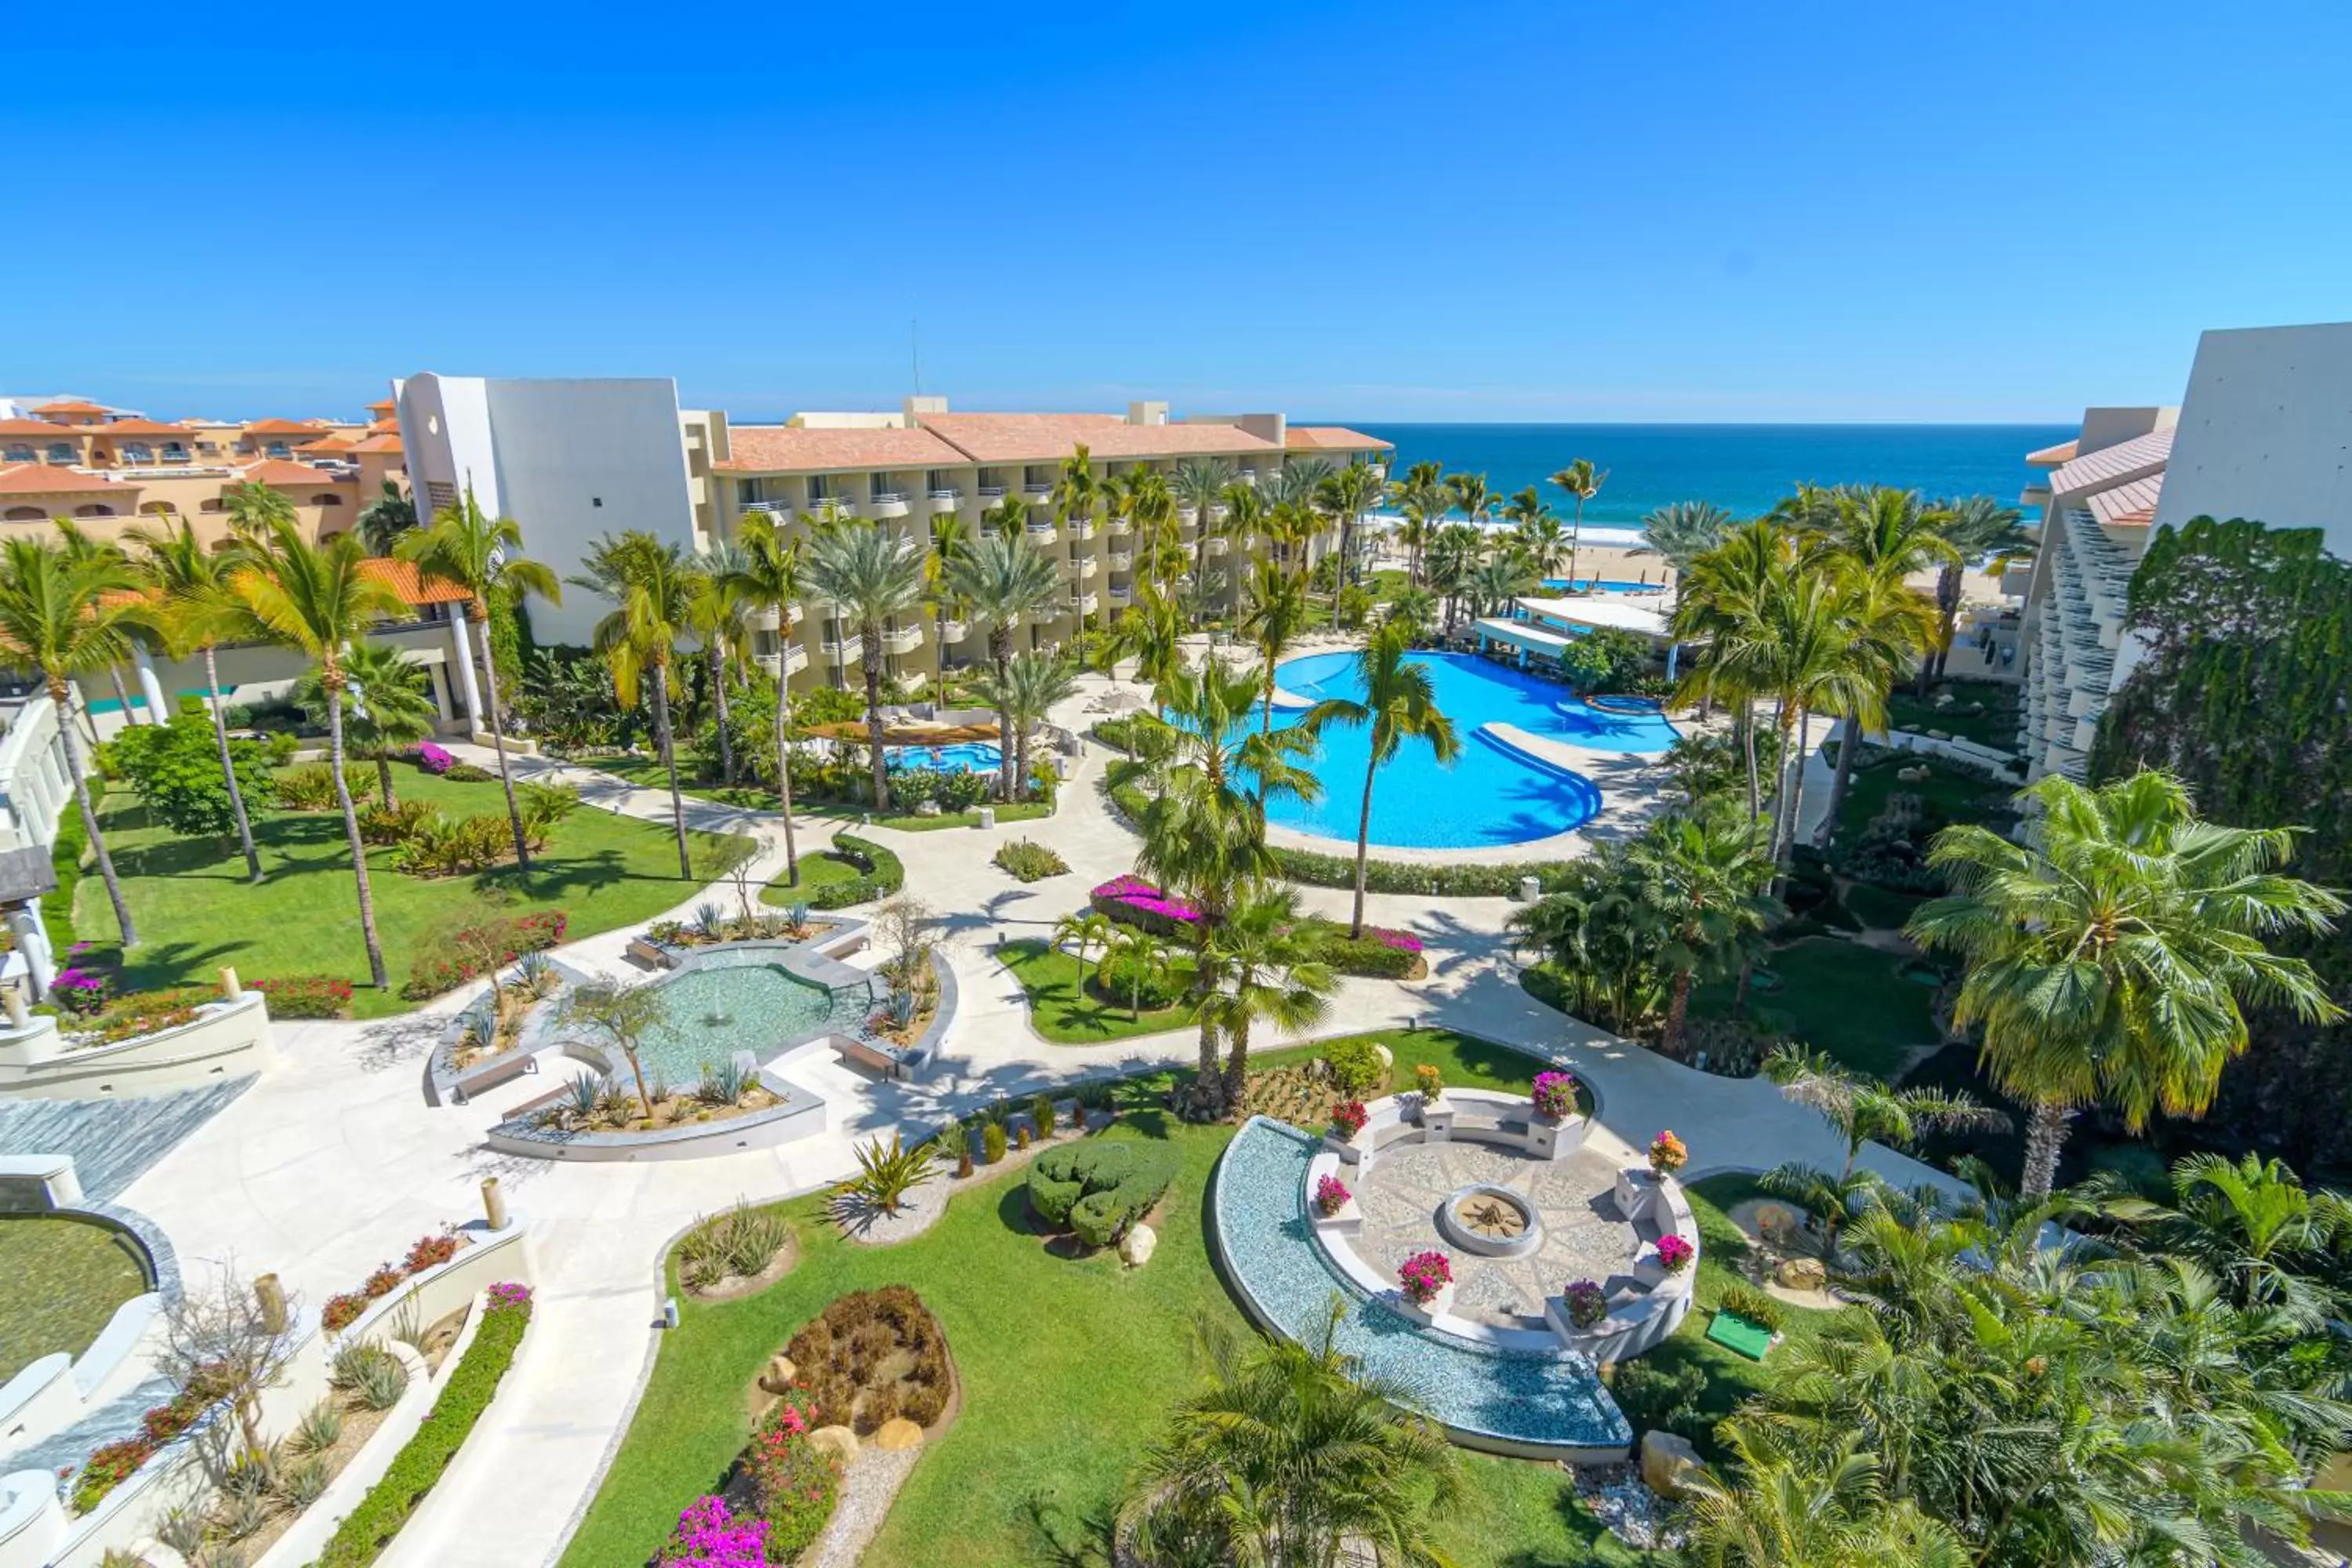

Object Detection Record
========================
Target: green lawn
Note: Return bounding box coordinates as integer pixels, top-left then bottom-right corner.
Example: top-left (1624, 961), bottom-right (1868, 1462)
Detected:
top-left (1882, 678), bottom-right (2020, 750)
top-left (0, 1216), bottom-right (151, 1382)
top-left (759, 849), bottom-right (862, 904)
top-left (590, 755), bottom-right (1055, 833)
top-left (591, 753), bottom-right (779, 811)
top-left (561, 1031), bottom-right (1648, 1568)
top-left (1697, 937), bottom-right (1939, 1079)
top-left (998, 938), bottom-right (1188, 1044)
top-left (1836, 753), bottom-right (2017, 840)
top-left (1842, 880), bottom-right (1926, 933)
top-left (75, 771), bottom-right (754, 1018)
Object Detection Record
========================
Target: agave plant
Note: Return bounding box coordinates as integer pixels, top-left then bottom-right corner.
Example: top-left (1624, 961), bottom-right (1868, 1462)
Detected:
top-left (833, 1132), bottom-right (938, 1217)
top-left (514, 950), bottom-right (555, 993)
top-left (887, 989), bottom-right (918, 1029)
top-left (692, 899), bottom-right (728, 939)
top-left (786, 900), bottom-right (813, 935)
top-left (460, 999), bottom-right (499, 1051)
top-left (564, 1073), bottom-right (601, 1123)
top-left (935, 1121), bottom-right (972, 1178)
top-left (698, 1057), bottom-right (751, 1106)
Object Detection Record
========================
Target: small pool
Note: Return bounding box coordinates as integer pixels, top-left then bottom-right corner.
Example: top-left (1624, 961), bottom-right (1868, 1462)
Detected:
top-left (1259, 651), bottom-right (1679, 849)
top-left (1539, 578), bottom-right (1665, 595)
top-left (886, 740), bottom-right (1002, 775)
top-left (630, 953), bottom-right (840, 1085)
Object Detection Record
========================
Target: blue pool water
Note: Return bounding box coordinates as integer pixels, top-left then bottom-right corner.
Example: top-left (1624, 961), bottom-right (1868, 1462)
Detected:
top-left (1539, 578), bottom-right (1665, 595)
top-left (886, 741), bottom-right (1002, 775)
top-left (1261, 651), bottom-right (1677, 849)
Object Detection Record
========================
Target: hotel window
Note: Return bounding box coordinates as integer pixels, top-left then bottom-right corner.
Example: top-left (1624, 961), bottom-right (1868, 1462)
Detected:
top-left (266, 441), bottom-right (290, 458)
top-left (737, 480), bottom-right (757, 504)
top-left (162, 443), bottom-right (187, 463)
top-left (807, 476), bottom-right (833, 502)
top-left (4, 506), bottom-right (42, 521)
top-left (122, 443), bottom-right (152, 463)
top-left (3, 446), bottom-right (30, 463)
top-left (45, 443), bottom-right (73, 463)
top-left (312, 493), bottom-right (343, 506)
top-left (927, 470), bottom-right (951, 493)
top-left (73, 504), bottom-right (114, 518)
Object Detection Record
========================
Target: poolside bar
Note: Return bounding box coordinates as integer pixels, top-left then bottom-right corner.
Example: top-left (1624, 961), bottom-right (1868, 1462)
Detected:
top-left (1477, 594), bottom-right (1686, 681)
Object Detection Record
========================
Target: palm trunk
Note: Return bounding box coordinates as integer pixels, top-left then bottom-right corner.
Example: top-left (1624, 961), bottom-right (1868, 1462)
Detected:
top-left (52, 687), bottom-right (137, 948)
top-left (202, 646), bottom-right (263, 883)
top-left (326, 686), bottom-right (390, 989)
top-left (650, 663), bottom-right (692, 879)
top-left (1566, 499), bottom-right (1583, 586)
top-left (1261, 655), bottom-right (1277, 735)
top-left (1664, 971), bottom-right (1693, 1058)
top-left (991, 626), bottom-right (1015, 802)
top-left (1741, 701), bottom-right (1761, 819)
top-left (474, 607), bottom-right (533, 873)
top-left (862, 631), bottom-right (890, 810)
top-left (376, 751), bottom-right (397, 809)
top-left (1330, 518), bottom-right (1350, 628)
top-left (1013, 720), bottom-right (1031, 801)
top-left (707, 644), bottom-right (735, 783)
top-left (1351, 752), bottom-right (1377, 939)
top-left (107, 665), bottom-right (136, 728)
top-left (772, 655), bottom-right (800, 884)
top-left (2020, 1098), bottom-right (2074, 1200)
top-left (1223, 1011), bottom-right (1253, 1109)
top-left (1816, 713), bottom-right (1863, 848)
top-left (1189, 930), bottom-right (1222, 1118)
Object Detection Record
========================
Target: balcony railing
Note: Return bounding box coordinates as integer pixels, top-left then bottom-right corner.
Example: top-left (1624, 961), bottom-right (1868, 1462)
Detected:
top-left (1076, 556), bottom-right (1099, 578)
top-left (929, 488), bottom-right (962, 510)
top-left (1025, 521), bottom-right (1058, 544)
top-left (1070, 519), bottom-right (1097, 540)
top-left (1022, 482), bottom-right (1054, 501)
top-left (880, 624), bottom-right (924, 655)
top-left (939, 616), bottom-right (969, 644)
top-left (820, 634), bottom-right (864, 661)
top-left (869, 489), bottom-right (909, 505)
top-left (1069, 592), bottom-right (1099, 616)
top-left (977, 484), bottom-right (1008, 500)
top-left (1107, 586), bottom-right (1134, 608)
top-left (1107, 551), bottom-right (1133, 571)
top-left (1107, 515), bottom-right (1132, 535)
top-left (754, 644), bottom-right (811, 678)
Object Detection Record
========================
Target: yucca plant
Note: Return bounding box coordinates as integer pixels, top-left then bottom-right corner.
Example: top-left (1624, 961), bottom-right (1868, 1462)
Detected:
top-left (834, 1132), bottom-right (938, 1217)
top-left (935, 1121), bottom-right (972, 1178)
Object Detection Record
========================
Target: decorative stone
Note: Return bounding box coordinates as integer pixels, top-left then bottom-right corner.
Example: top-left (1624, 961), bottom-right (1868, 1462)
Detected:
top-left (873, 1417), bottom-right (924, 1452)
top-left (1120, 1222), bottom-right (1157, 1268)
top-left (808, 1425), bottom-right (859, 1462)
top-left (757, 1354), bottom-right (798, 1394)
top-left (1640, 1428), bottom-right (1704, 1499)
top-left (1370, 1043), bottom-right (1393, 1074)
top-left (1751, 1203), bottom-right (1799, 1244)
top-left (1775, 1257), bottom-right (1827, 1290)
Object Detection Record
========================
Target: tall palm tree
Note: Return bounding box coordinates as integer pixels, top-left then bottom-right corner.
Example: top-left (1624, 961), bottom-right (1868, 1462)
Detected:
top-left (1189, 885), bottom-right (1334, 1102)
top-left (579, 533), bottom-right (698, 877)
top-left (1391, 460), bottom-right (1448, 586)
top-left (1314, 459), bottom-right (1385, 625)
top-left (1920, 494), bottom-right (2031, 691)
top-left (1810, 567), bottom-right (1939, 847)
top-left (1169, 457), bottom-right (1231, 618)
top-left (1236, 557), bottom-right (1313, 734)
top-left (1628, 805), bottom-right (1783, 1057)
top-left (724, 514), bottom-right (808, 883)
top-left (221, 480), bottom-right (296, 542)
top-left (922, 509), bottom-right (970, 703)
top-left (1671, 518), bottom-right (1788, 811)
top-left (1549, 457), bottom-right (1607, 585)
top-left (1509, 499), bottom-right (1569, 582)
top-left (1446, 471), bottom-right (1491, 539)
top-left (1303, 620), bottom-right (1460, 937)
top-left (217, 521), bottom-right (408, 987)
top-left (354, 481), bottom-right (417, 557)
top-left (1121, 1302), bottom-right (1463, 1568)
top-left (296, 641), bottom-right (437, 809)
top-left (800, 521), bottom-right (924, 811)
top-left (686, 544), bottom-right (750, 784)
top-left (126, 518), bottom-right (265, 881)
top-left (1907, 770), bottom-right (2347, 1199)
top-left (397, 486), bottom-right (563, 869)
top-left (1635, 499), bottom-right (1737, 576)
top-left (1266, 455), bottom-right (1332, 511)
top-left (1210, 480), bottom-right (1266, 619)
top-left (942, 532), bottom-right (1062, 802)
top-left (1426, 522), bottom-right (1485, 637)
top-left (1050, 444), bottom-right (1101, 637)
top-left (975, 651), bottom-right (1076, 801)
top-left (0, 539), bottom-right (144, 946)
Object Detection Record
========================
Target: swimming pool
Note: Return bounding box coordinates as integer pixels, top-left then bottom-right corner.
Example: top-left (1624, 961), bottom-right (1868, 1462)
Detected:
top-left (1539, 578), bottom-right (1666, 595)
top-left (885, 740), bottom-right (1003, 775)
top-left (630, 953), bottom-right (840, 1083)
top-left (1261, 651), bottom-right (1678, 849)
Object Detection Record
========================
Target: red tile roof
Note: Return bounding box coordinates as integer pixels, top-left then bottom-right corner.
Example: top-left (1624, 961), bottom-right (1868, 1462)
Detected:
top-left (916, 412), bottom-right (1278, 464)
top-left (366, 418), bottom-right (399, 434)
top-left (297, 434), bottom-right (361, 453)
top-left (2085, 473), bottom-right (2164, 528)
top-left (349, 433), bottom-right (405, 455)
top-left (239, 459), bottom-right (349, 488)
top-left (31, 400), bottom-right (110, 417)
top-left (0, 419), bottom-right (75, 438)
top-left (0, 464), bottom-right (125, 495)
top-left (715, 424), bottom-right (968, 474)
top-left (2049, 428), bottom-right (2172, 498)
top-left (244, 419), bottom-right (330, 435)
top-left (358, 557), bottom-right (473, 606)
top-left (1285, 426), bottom-right (1393, 452)
top-left (93, 419), bottom-right (192, 437)
top-left (2024, 438), bottom-right (2078, 466)
top-left (365, 399), bottom-right (395, 415)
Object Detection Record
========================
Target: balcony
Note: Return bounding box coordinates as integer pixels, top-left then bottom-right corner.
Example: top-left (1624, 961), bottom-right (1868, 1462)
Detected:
top-left (867, 490), bottom-right (912, 520)
top-left (1025, 521), bottom-right (1058, 545)
top-left (754, 644), bottom-right (811, 679)
top-left (1107, 586), bottom-right (1133, 609)
top-left (742, 499), bottom-right (793, 520)
top-left (820, 633), bottom-right (864, 662)
top-left (939, 616), bottom-right (969, 644)
top-left (1070, 518), bottom-right (1097, 541)
top-left (808, 496), bottom-right (856, 519)
top-left (1022, 481), bottom-right (1054, 503)
top-left (1175, 503), bottom-right (1199, 524)
top-left (1107, 515), bottom-right (1132, 535)
top-left (881, 624), bottom-right (924, 655)
top-left (977, 484), bottom-right (1008, 502)
top-left (1069, 592), bottom-right (1099, 617)
top-left (1107, 550), bottom-right (1133, 572)
top-left (929, 487), bottom-right (962, 512)
top-left (1235, 469), bottom-right (1258, 487)
top-left (1204, 535), bottom-right (1230, 555)
top-left (1076, 555), bottom-right (1099, 578)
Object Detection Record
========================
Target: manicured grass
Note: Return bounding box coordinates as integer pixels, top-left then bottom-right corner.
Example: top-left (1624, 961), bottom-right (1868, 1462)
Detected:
top-left (759, 849), bottom-right (862, 904)
top-left (592, 755), bottom-right (1058, 833)
top-left (1842, 880), bottom-right (1926, 933)
top-left (561, 1032), bottom-right (1639, 1568)
top-left (77, 772), bottom-right (753, 1018)
top-left (0, 1216), bottom-right (150, 1382)
top-left (1836, 753), bottom-right (2016, 840)
top-left (589, 753), bottom-right (779, 811)
top-left (859, 801), bottom-right (1053, 833)
top-left (998, 938), bottom-right (1187, 1044)
top-left (1882, 678), bottom-right (2021, 750)
top-left (1697, 936), bottom-right (1938, 1079)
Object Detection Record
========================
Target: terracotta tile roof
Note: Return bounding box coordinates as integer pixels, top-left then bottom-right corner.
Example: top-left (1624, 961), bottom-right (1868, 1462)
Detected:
top-left (244, 419), bottom-right (330, 435)
top-left (93, 419), bottom-right (192, 437)
top-left (297, 434), bottom-right (361, 454)
top-left (714, 424), bottom-right (968, 474)
top-left (0, 419), bottom-right (75, 438)
top-left (31, 400), bottom-right (110, 417)
top-left (239, 459), bottom-right (349, 488)
top-left (366, 418), bottom-right (399, 434)
top-left (1284, 426), bottom-right (1393, 452)
top-left (916, 412), bottom-right (1279, 464)
top-left (2024, 438), bottom-right (2078, 466)
top-left (349, 433), bottom-right (405, 455)
top-left (365, 399), bottom-right (395, 415)
top-left (2049, 427), bottom-right (2172, 498)
top-left (0, 463), bottom-right (125, 495)
top-left (358, 557), bottom-right (474, 607)
top-left (2085, 473), bottom-right (2164, 528)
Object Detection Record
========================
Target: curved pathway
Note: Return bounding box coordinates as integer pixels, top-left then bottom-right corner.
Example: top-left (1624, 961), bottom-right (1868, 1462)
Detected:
top-left (107, 670), bottom-right (1947, 1566)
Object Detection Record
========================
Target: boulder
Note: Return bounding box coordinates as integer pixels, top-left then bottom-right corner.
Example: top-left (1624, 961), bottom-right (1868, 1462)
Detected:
top-left (1370, 1043), bottom-right (1394, 1074)
top-left (808, 1425), bottom-right (860, 1462)
top-left (1120, 1222), bottom-right (1157, 1269)
top-left (1775, 1256), bottom-right (1828, 1290)
top-left (757, 1355), bottom-right (798, 1395)
top-left (1752, 1204), bottom-right (1800, 1246)
top-left (1640, 1428), bottom-right (1704, 1499)
top-left (873, 1417), bottom-right (924, 1452)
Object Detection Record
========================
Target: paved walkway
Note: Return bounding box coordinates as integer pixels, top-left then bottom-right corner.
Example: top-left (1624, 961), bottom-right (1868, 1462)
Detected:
top-left (100, 670), bottom-right (1944, 1567)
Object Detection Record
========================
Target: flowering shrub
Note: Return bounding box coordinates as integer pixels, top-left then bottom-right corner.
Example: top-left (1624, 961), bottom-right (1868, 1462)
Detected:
top-left (487, 1280), bottom-right (533, 1315)
top-left (1366, 926), bottom-right (1424, 955)
top-left (741, 1400), bottom-right (840, 1561)
top-left (256, 975), bottom-right (355, 1018)
top-left (401, 910), bottom-right (569, 999)
top-left (50, 967), bottom-right (111, 1017)
top-left (322, 1292), bottom-right (369, 1333)
top-left (659, 1495), bottom-right (768, 1567)
top-left (403, 1234), bottom-right (460, 1273)
top-left (63, 986), bottom-right (211, 1047)
top-left (416, 742), bottom-right (456, 775)
top-left (1563, 1279), bottom-right (1608, 1329)
top-left (1414, 1063), bottom-right (1443, 1102)
top-left (1091, 874), bottom-right (1204, 938)
top-left (324, 1235), bottom-right (468, 1333)
top-left (1655, 1234), bottom-right (1694, 1273)
top-left (71, 1363), bottom-right (232, 1514)
top-left (1531, 1070), bottom-right (1578, 1120)
top-left (1314, 1174), bottom-right (1351, 1216)
top-left (1397, 1250), bottom-right (1453, 1305)
top-left (1649, 1130), bottom-right (1689, 1175)
top-left (1328, 1099), bottom-right (1368, 1140)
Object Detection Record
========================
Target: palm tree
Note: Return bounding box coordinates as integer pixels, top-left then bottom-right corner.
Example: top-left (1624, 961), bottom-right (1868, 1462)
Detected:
top-left (1426, 522), bottom-right (1484, 637)
top-left (1098, 926), bottom-right (1171, 1020)
top-left (1236, 557), bottom-right (1312, 734)
top-left (2100, 1150), bottom-right (2350, 1316)
top-left (354, 481), bottom-right (416, 557)
top-left (216, 521), bottom-right (408, 987)
top-left (1766, 1045), bottom-right (2009, 1181)
top-left (1210, 481), bottom-right (1265, 619)
top-left (1671, 518), bottom-right (1788, 812)
top-left (922, 509), bottom-right (970, 703)
top-left (1266, 455), bottom-right (1331, 512)
top-left (0, 539), bottom-right (144, 946)
top-left (1809, 568), bottom-right (1939, 847)
top-left (1628, 805), bottom-right (1782, 1057)
top-left (1052, 909), bottom-right (1114, 975)
top-left (1509, 500), bottom-right (1569, 583)
top-left (579, 533), bottom-right (698, 877)
top-left (1391, 460), bottom-right (1448, 586)
top-left (1189, 885), bottom-right (1334, 1102)
top-left (221, 480), bottom-right (295, 542)
top-left (686, 544), bottom-right (750, 783)
top-left (1051, 443), bottom-right (1102, 637)
top-left (1302, 620), bottom-right (1461, 935)
top-left (975, 651), bottom-right (1076, 801)
top-left (942, 532), bottom-right (1061, 802)
top-left (1548, 458), bottom-right (1607, 585)
top-left (1315, 459), bottom-right (1385, 625)
top-left (126, 518), bottom-right (265, 881)
top-left (1907, 770), bottom-right (2347, 1199)
top-left (1169, 457), bottom-right (1230, 618)
top-left (1635, 499), bottom-right (1737, 575)
top-left (1678, 1421), bottom-right (1967, 1568)
top-left (296, 642), bottom-right (437, 809)
top-left (1121, 1301), bottom-right (1463, 1568)
top-left (1920, 494), bottom-right (2030, 691)
top-left (724, 514), bottom-right (808, 882)
top-left (397, 486), bottom-right (563, 869)
top-left (800, 521), bottom-right (925, 811)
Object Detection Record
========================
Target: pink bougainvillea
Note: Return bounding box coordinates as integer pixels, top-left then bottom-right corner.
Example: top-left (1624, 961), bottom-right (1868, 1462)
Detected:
top-left (658, 1495), bottom-right (768, 1567)
top-left (1314, 1174), bottom-right (1351, 1215)
top-left (1655, 1234), bottom-right (1694, 1273)
top-left (1328, 1100), bottom-right (1368, 1140)
top-left (1398, 1250), bottom-right (1453, 1305)
top-left (1531, 1070), bottom-right (1578, 1120)
top-left (1091, 874), bottom-right (1203, 935)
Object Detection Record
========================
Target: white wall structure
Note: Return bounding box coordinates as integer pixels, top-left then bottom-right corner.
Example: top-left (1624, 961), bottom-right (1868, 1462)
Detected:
top-left (2149, 321), bottom-right (2352, 559)
top-left (394, 376), bottom-right (704, 646)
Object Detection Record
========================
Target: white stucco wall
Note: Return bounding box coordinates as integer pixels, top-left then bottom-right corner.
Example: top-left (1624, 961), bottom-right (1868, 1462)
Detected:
top-left (2151, 321), bottom-right (2352, 559)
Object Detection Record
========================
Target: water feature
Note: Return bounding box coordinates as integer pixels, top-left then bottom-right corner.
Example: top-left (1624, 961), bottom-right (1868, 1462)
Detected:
top-left (630, 951), bottom-right (844, 1083)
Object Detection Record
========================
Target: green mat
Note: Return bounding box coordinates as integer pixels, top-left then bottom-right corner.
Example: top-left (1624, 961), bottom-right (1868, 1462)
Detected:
top-left (1706, 1309), bottom-right (1774, 1361)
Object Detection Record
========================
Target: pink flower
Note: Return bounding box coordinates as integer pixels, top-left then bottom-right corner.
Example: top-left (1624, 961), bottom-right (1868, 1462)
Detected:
top-left (1531, 1070), bottom-right (1577, 1120)
top-left (659, 1495), bottom-right (768, 1567)
top-left (1398, 1250), bottom-right (1453, 1305)
top-left (1655, 1234), bottom-right (1694, 1273)
top-left (1314, 1174), bottom-right (1350, 1215)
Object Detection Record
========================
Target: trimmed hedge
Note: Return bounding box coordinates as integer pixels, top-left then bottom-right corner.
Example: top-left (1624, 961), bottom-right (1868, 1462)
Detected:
top-left (1026, 1140), bottom-right (1176, 1248)
top-left (1269, 844), bottom-right (1581, 898)
top-left (806, 833), bottom-right (904, 909)
top-left (315, 1285), bottom-right (533, 1567)
top-left (45, 798), bottom-right (87, 953)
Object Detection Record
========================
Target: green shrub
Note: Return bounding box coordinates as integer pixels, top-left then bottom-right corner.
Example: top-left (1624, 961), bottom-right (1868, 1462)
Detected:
top-left (314, 1287), bottom-right (532, 1567)
top-left (1610, 1358), bottom-right (1709, 1439)
top-left (1320, 1037), bottom-right (1388, 1096)
top-left (111, 706), bottom-right (274, 837)
top-left (1719, 1283), bottom-right (1786, 1334)
top-left (445, 762), bottom-right (497, 783)
top-left (805, 833), bottom-right (904, 909)
top-left (358, 798), bottom-right (437, 846)
top-left (44, 798), bottom-right (86, 953)
top-left (1029, 1140), bottom-right (1174, 1247)
top-left (1269, 844), bottom-right (1583, 898)
top-left (269, 762), bottom-right (376, 812)
top-left (982, 1122), bottom-right (1007, 1163)
top-left (1297, 920), bottom-right (1424, 978)
top-left (992, 838), bottom-right (1069, 882)
top-left (1091, 949), bottom-right (1184, 1011)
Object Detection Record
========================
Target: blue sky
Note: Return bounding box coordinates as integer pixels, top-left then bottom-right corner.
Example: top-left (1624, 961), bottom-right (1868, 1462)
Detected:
top-left (7, 2), bottom-right (2346, 423)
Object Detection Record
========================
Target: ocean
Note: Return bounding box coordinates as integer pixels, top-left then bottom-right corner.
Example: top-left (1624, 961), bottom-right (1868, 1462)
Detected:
top-left (1338, 423), bottom-right (2071, 528)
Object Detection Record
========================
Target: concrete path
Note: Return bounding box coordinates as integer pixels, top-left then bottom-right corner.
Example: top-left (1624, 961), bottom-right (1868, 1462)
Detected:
top-left (103, 670), bottom-right (1943, 1567)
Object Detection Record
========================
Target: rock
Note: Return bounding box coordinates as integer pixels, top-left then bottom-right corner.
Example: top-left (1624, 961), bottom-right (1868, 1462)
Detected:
top-left (1775, 1257), bottom-right (1828, 1290)
top-left (1120, 1222), bottom-right (1157, 1269)
top-left (913, 800), bottom-right (942, 816)
top-left (1371, 1043), bottom-right (1394, 1073)
top-left (808, 1425), bottom-right (859, 1462)
top-left (873, 1417), bottom-right (924, 1452)
top-left (1752, 1204), bottom-right (1800, 1245)
top-left (757, 1355), bottom-right (797, 1395)
top-left (1640, 1429), bottom-right (1704, 1499)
